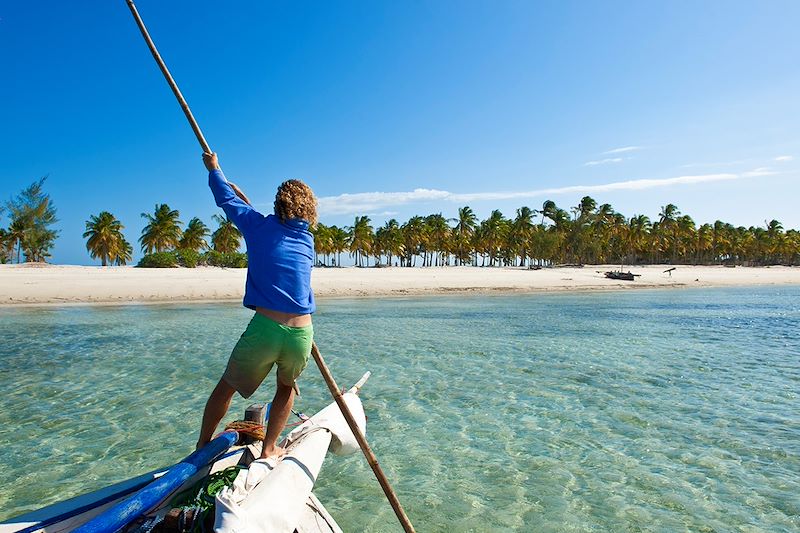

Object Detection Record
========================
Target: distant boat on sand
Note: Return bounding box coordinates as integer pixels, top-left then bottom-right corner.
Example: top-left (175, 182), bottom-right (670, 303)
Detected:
top-left (604, 270), bottom-right (640, 281)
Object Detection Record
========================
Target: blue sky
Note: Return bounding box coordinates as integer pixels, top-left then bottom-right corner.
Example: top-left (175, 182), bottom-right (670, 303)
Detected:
top-left (2, 1), bottom-right (799, 265)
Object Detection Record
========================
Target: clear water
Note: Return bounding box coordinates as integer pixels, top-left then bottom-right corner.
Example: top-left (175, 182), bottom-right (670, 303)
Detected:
top-left (0, 288), bottom-right (798, 532)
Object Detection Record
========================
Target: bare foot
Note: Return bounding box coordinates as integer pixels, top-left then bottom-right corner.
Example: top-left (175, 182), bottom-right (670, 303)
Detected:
top-left (260, 445), bottom-right (287, 460)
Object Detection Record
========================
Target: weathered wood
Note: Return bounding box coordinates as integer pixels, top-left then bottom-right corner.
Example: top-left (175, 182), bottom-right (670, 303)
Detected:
top-left (311, 342), bottom-right (416, 533)
top-left (125, 0), bottom-right (211, 154)
top-left (243, 403), bottom-right (267, 445)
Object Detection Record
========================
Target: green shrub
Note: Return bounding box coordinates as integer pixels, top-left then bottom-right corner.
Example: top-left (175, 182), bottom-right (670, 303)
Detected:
top-left (205, 251), bottom-right (248, 268)
top-left (204, 250), bottom-right (222, 266)
top-left (176, 249), bottom-right (201, 268)
top-left (137, 251), bottom-right (178, 268)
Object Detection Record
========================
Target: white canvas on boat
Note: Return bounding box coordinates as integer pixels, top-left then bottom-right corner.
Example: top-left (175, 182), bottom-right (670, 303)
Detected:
top-left (214, 392), bottom-right (366, 533)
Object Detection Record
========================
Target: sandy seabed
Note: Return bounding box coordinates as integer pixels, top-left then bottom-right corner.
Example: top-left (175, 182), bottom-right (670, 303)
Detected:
top-left (1, 263), bottom-right (799, 306)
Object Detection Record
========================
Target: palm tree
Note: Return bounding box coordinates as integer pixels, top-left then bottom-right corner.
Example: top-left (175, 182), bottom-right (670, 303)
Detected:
top-left (696, 223), bottom-right (713, 264)
top-left (331, 226), bottom-right (349, 266)
top-left (83, 211), bottom-right (128, 266)
top-left (179, 217), bottom-right (210, 252)
top-left (311, 223), bottom-right (330, 265)
top-left (711, 221), bottom-right (728, 263)
top-left (659, 204), bottom-right (680, 224)
top-left (425, 214), bottom-right (450, 266)
top-left (541, 202), bottom-right (570, 263)
top-left (348, 216), bottom-right (373, 267)
top-left (452, 206), bottom-right (478, 266)
top-left (576, 196), bottom-right (597, 221)
top-left (784, 229), bottom-right (800, 265)
top-left (762, 219), bottom-right (784, 264)
top-left (657, 204), bottom-right (681, 263)
top-left (479, 210), bottom-right (508, 266)
top-left (541, 200), bottom-right (557, 226)
top-left (401, 216), bottom-right (424, 266)
top-left (676, 215), bottom-right (696, 263)
top-left (375, 219), bottom-right (403, 266)
top-left (627, 215), bottom-right (652, 264)
top-left (211, 214), bottom-right (242, 253)
top-left (566, 197), bottom-right (597, 263)
top-left (115, 237), bottom-right (133, 266)
top-left (140, 204), bottom-right (182, 253)
top-left (7, 218), bottom-right (26, 263)
top-left (510, 206), bottom-right (535, 266)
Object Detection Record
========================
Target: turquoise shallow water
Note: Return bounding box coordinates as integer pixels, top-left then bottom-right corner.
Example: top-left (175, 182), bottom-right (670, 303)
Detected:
top-left (0, 287), bottom-right (798, 532)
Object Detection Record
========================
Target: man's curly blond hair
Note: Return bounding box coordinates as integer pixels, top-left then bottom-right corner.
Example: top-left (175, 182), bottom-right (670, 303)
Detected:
top-left (274, 179), bottom-right (318, 226)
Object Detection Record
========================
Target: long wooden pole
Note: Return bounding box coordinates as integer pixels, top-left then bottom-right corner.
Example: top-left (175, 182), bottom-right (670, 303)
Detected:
top-left (124, 2), bottom-right (415, 531)
top-left (310, 343), bottom-right (416, 533)
top-left (125, 0), bottom-right (211, 154)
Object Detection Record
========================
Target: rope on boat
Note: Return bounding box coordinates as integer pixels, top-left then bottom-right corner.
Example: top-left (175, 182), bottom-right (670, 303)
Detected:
top-left (224, 420), bottom-right (266, 441)
top-left (223, 416), bottom-right (308, 442)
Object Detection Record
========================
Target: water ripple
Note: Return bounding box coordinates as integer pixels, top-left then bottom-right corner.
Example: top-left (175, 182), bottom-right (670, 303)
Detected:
top-left (0, 287), bottom-right (798, 531)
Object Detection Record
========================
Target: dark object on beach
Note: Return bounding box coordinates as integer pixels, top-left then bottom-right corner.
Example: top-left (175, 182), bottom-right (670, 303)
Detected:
top-left (605, 270), bottom-right (640, 281)
top-left (663, 267), bottom-right (676, 277)
top-left (529, 265), bottom-right (542, 270)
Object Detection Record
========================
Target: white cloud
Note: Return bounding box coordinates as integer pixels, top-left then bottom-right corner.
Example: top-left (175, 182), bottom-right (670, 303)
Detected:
top-left (775, 155), bottom-right (793, 162)
top-left (317, 189), bottom-right (451, 215)
top-left (742, 167), bottom-right (777, 177)
top-left (318, 170), bottom-right (771, 215)
top-left (680, 159), bottom-right (749, 169)
top-left (584, 157), bottom-right (624, 166)
top-left (603, 146), bottom-right (642, 155)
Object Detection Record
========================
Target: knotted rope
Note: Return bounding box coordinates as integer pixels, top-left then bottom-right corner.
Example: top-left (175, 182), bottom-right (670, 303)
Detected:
top-left (224, 420), bottom-right (265, 441)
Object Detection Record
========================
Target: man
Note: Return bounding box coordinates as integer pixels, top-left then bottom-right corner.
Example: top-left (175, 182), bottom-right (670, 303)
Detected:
top-left (197, 152), bottom-right (317, 459)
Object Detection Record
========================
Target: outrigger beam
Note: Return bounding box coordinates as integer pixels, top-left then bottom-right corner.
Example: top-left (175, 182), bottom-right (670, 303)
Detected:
top-left (73, 432), bottom-right (238, 533)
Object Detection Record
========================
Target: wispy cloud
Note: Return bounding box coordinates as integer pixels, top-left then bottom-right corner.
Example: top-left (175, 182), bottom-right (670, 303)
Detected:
top-left (742, 167), bottom-right (777, 177)
top-left (603, 146), bottom-right (642, 155)
top-left (318, 170), bottom-right (772, 215)
top-left (775, 155), bottom-right (793, 162)
top-left (680, 159), bottom-right (750, 169)
top-left (584, 157), bottom-right (623, 167)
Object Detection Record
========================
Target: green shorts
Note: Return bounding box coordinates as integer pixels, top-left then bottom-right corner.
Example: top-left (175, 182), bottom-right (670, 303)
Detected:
top-left (222, 313), bottom-right (313, 399)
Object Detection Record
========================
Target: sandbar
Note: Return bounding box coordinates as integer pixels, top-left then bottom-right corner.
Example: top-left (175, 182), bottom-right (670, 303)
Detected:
top-left (1, 263), bottom-right (799, 306)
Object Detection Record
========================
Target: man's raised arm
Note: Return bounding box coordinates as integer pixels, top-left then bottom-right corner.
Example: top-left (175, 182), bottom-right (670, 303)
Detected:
top-left (203, 152), bottom-right (262, 234)
top-left (229, 182), bottom-right (253, 207)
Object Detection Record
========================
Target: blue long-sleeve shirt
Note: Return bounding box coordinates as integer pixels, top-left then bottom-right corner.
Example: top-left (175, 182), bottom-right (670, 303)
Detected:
top-left (208, 169), bottom-right (315, 314)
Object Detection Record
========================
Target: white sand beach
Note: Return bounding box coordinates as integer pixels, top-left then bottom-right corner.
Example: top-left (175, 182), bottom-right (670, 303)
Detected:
top-left (1, 263), bottom-right (799, 305)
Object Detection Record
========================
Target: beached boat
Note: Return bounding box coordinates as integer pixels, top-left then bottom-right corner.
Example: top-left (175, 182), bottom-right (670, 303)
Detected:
top-left (1, 372), bottom-right (372, 533)
top-left (604, 270), bottom-right (640, 281)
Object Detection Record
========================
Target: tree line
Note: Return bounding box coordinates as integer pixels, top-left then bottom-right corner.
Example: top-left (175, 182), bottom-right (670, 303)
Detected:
top-left (312, 198), bottom-right (800, 268)
top-left (82, 205), bottom-right (245, 267)
top-left (2, 180), bottom-right (798, 267)
top-left (0, 178), bottom-right (244, 266)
